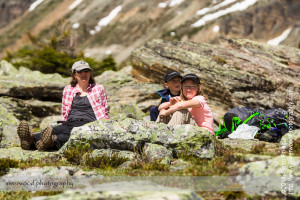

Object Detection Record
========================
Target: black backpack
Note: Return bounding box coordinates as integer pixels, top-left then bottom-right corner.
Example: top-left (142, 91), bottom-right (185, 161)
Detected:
top-left (216, 107), bottom-right (289, 140)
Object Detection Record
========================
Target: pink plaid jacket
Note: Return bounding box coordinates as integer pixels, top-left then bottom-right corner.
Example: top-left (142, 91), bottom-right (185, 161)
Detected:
top-left (62, 84), bottom-right (109, 121)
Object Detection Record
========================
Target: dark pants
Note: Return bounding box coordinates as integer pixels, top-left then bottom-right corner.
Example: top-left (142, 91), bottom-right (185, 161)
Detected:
top-left (34, 119), bottom-right (88, 150)
top-left (150, 106), bottom-right (159, 121)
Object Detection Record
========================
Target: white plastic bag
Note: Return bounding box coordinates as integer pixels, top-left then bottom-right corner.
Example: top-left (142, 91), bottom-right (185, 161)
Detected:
top-left (228, 124), bottom-right (259, 139)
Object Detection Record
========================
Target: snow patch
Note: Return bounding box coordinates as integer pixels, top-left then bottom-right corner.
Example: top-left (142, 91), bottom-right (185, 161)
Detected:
top-left (69, 0), bottom-right (84, 10)
top-left (158, 3), bottom-right (168, 8)
top-left (196, 0), bottom-right (237, 16)
top-left (169, 0), bottom-right (184, 7)
top-left (72, 23), bottom-right (80, 29)
top-left (105, 50), bottom-right (112, 55)
top-left (267, 28), bottom-right (292, 46)
top-left (97, 5), bottom-right (122, 27)
top-left (192, 0), bottom-right (257, 27)
top-left (89, 5), bottom-right (122, 35)
top-left (28, 0), bottom-right (44, 12)
top-left (213, 25), bottom-right (220, 32)
top-left (89, 30), bottom-right (95, 35)
top-left (158, 0), bottom-right (184, 8)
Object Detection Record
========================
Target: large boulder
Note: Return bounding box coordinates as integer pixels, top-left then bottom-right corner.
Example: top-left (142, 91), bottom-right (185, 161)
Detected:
top-left (0, 60), bottom-right (68, 101)
top-left (60, 118), bottom-right (215, 159)
top-left (131, 39), bottom-right (300, 125)
top-left (96, 66), bottom-right (162, 113)
top-left (238, 156), bottom-right (300, 198)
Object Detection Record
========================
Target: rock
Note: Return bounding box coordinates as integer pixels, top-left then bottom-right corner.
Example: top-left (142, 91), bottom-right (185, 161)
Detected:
top-left (0, 103), bottom-right (20, 148)
top-left (218, 138), bottom-right (280, 154)
top-left (238, 156), bottom-right (300, 198)
top-left (144, 143), bottom-right (172, 163)
top-left (280, 129), bottom-right (300, 150)
top-left (109, 103), bottom-right (146, 120)
top-left (31, 181), bottom-right (203, 200)
top-left (0, 147), bottom-right (59, 162)
top-left (0, 60), bottom-right (68, 101)
top-left (0, 166), bottom-right (102, 191)
top-left (234, 153), bottom-right (273, 162)
top-left (131, 39), bottom-right (300, 126)
top-left (60, 118), bottom-right (215, 159)
top-left (96, 66), bottom-right (162, 114)
top-left (170, 159), bottom-right (189, 172)
top-left (39, 115), bottom-right (62, 130)
top-left (91, 149), bottom-right (135, 161)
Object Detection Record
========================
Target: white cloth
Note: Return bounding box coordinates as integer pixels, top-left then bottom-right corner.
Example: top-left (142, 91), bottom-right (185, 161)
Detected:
top-left (228, 124), bottom-right (259, 139)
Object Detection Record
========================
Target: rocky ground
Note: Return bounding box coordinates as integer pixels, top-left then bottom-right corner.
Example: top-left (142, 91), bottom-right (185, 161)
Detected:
top-left (0, 39), bottom-right (299, 199)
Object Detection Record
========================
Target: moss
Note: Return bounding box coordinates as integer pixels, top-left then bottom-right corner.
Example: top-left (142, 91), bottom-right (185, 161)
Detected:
top-left (213, 56), bottom-right (228, 65)
top-left (0, 158), bottom-right (19, 176)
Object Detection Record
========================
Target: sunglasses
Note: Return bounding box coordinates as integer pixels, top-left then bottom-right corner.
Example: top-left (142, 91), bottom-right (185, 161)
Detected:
top-left (75, 69), bottom-right (91, 73)
top-left (183, 85), bottom-right (198, 90)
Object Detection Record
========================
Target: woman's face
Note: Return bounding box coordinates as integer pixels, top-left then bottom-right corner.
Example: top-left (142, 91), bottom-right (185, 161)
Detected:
top-left (182, 79), bottom-right (199, 100)
top-left (74, 69), bottom-right (91, 84)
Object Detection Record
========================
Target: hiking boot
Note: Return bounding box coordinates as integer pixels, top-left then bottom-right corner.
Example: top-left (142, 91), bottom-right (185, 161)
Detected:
top-left (36, 127), bottom-right (55, 151)
top-left (17, 120), bottom-right (34, 150)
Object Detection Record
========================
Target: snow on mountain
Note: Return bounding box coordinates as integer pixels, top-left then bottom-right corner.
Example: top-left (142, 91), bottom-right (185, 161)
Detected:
top-left (69, 0), bottom-right (84, 10)
top-left (28, 0), bottom-right (44, 12)
top-left (192, 0), bottom-right (257, 27)
top-left (267, 28), bottom-right (292, 46)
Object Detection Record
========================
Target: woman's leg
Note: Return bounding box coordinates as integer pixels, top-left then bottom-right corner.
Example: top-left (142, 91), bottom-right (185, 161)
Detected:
top-left (167, 109), bottom-right (197, 126)
top-left (36, 120), bottom-right (87, 150)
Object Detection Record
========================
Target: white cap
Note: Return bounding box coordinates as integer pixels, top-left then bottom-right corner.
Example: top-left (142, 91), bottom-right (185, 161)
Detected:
top-left (71, 60), bottom-right (92, 73)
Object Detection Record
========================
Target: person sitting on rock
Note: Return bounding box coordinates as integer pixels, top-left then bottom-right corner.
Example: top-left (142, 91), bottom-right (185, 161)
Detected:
top-left (157, 73), bottom-right (214, 134)
top-left (17, 60), bottom-right (109, 151)
top-left (150, 71), bottom-right (182, 121)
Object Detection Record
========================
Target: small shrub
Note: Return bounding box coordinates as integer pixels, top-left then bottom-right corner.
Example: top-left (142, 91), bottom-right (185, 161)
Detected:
top-left (85, 152), bottom-right (129, 169)
top-left (0, 158), bottom-right (19, 176)
top-left (130, 151), bottom-right (169, 171)
top-left (63, 143), bottom-right (92, 165)
top-left (249, 143), bottom-right (266, 154)
top-left (4, 30), bottom-right (116, 77)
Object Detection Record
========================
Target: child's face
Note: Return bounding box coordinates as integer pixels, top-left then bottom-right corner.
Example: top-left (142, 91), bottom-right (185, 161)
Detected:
top-left (165, 77), bottom-right (181, 95)
top-left (182, 79), bottom-right (199, 100)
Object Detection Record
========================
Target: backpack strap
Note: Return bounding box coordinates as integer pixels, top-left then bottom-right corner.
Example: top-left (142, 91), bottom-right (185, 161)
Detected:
top-left (242, 112), bottom-right (260, 124)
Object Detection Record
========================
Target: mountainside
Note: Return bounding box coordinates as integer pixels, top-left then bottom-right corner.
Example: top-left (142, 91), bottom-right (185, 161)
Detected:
top-left (0, 0), bottom-right (299, 64)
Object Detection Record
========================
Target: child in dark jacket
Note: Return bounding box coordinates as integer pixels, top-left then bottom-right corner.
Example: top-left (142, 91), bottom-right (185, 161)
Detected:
top-left (150, 71), bottom-right (182, 121)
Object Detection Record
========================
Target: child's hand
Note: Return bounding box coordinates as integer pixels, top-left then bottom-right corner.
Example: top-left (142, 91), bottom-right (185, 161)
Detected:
top-left (170, 96), bottom-right (181, 105)
top-left (159, 109), bottom-right (168, 117)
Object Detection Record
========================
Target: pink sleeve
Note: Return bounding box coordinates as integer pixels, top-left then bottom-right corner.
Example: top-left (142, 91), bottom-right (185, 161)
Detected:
top-left (61, 86), bottom-right (68, 121)
top-left (193, 96), bottom-right (206, 107)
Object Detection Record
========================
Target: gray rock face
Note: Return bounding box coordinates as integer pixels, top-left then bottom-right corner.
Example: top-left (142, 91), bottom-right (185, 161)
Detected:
top-left (60, 118), bottom-right (215, 159)
top-left (131, 39), bottom-right (300, 125)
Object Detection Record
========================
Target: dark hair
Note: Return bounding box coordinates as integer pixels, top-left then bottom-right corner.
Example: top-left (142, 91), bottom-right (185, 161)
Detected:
top-left (70, 73), bottom-right (96, 87)
top-left (180, 79), bottom-right (207, 101)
